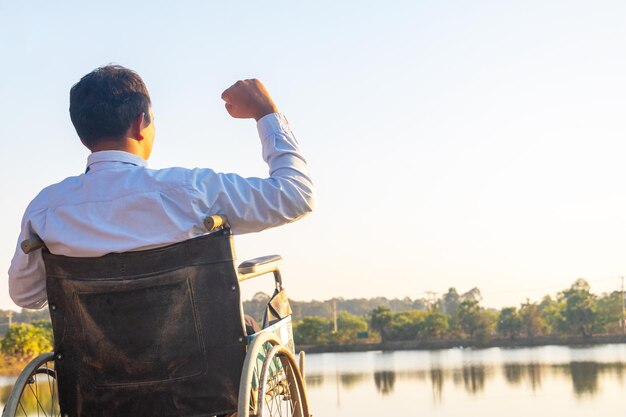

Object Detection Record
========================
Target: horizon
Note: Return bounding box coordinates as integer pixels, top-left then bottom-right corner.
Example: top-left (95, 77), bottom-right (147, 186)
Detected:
top-left (1, 1), bottom-right (625, 311)
top-left (1, 274), bottom-right (619, 313)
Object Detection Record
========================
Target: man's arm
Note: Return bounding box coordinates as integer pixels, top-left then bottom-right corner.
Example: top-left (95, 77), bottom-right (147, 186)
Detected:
top-left (8, 214), bottom-right (48, 309)
top-left (189, 79), bottom-right (315, 234)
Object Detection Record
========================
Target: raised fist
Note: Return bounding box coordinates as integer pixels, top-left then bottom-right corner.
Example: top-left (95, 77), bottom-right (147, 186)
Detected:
top-left (221, 79), bottom-right (278, 121)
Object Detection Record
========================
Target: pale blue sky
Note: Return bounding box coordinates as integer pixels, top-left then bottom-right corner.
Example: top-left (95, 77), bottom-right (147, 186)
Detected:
top-left (1, 1), bottom-right (625, 310)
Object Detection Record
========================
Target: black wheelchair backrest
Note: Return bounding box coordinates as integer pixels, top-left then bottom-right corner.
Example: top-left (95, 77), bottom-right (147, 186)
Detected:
top-left (43, 230), bottom-right (247, 417)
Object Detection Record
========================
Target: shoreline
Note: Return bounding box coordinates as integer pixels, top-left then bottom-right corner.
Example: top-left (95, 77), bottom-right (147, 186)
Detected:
top-left (4, 334), bottom-right (626, 377)
top-left (298, 333), bottom-right (626, 354)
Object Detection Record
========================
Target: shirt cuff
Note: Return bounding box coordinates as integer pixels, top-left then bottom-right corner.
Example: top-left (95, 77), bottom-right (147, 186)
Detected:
top-left (256, 113), bottom-right (291, 140)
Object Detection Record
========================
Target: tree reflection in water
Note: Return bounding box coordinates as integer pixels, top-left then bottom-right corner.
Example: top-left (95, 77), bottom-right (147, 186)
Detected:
top-left (568, 362), bottom-right (599, 395)
top-left (430, 368), bottom-right (444, 403)
top-left (547, 361), bottom-right (626, 397)
top-left (5, 351), bottom-right (626, 412)
top-left (340, 372), bottom-right (368, 389)
top-left (305, 374), bottom-right (324, 388)
top-left (0, 384), bottom-right (11, 406)
top-left (526, 363), bottom-right (542, 390)
top-left (460, 365), bottom-right (486, 394)
top-left (503, 363), bottom-right (542, 390)
top-left (374, 371), bottom-right (396, 395)
top-left (302, 359), bottom-right (626, 398)
top-left (503, 363), bottom-right (523, 385)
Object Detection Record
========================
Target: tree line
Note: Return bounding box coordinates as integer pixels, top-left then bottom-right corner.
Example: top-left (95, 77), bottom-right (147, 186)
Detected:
top-left (0, 277), bottom-right (622, 365)
top-left (274, 278), bottom-right (622, 345)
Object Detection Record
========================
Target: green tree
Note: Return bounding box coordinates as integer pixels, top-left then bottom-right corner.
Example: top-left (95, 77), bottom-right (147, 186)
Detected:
top-left (440, 288), bottom-right (460, 316)
top-left (386, 313), bottom-right (411, 341)
top-left (520, 300), bottom-right (546, 337)
top-left (538, 295), bottom-right (565, 335)
top-left (294, 317), bottom-right (332, 345)
top-left (387, 310), bottom-right (427, 341)
top-left (457, 299), bottom-right (482, 338)
top-left (593, 291), bottom-right (622, 334)
top-left (370, 306), bottom-right (394, 342)
top-left (1, 323), bottom-right (53, 361)
top-left (497, 307), bottom-right (523, 339)
top-left (421, 311), bottom-right (449, 338)
top-left (461, 287), bottom-right (482, 303)
top-left (559, 279), bottom-right (596, 337)
top-left (330, 312), bottom-right (368, 343)
top-left (475, 309), bottom-right (498, 341)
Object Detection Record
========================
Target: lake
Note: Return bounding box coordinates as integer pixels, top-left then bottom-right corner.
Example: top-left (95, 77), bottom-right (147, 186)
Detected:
top-left (304, 344), bottom-right (626, 417)
top-left (1, 344), bottom-right (625, 416)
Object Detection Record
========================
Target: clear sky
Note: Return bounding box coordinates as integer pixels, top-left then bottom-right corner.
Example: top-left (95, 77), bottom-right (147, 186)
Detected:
top-left (1, 1), bottom-right (625, 311)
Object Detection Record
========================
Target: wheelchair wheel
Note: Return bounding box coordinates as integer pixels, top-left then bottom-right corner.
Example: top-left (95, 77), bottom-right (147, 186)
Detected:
top-left (238, 333), bottom-right (310, 417)
top-left (2, 352), bottom-right (59, 417)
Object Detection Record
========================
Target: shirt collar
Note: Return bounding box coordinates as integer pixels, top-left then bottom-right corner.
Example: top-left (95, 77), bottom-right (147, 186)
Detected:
top-left (86, 151), bottom-right (148, 173)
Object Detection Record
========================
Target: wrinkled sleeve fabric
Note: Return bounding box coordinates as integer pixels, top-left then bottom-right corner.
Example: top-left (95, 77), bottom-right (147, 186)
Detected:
top-left (189, 113), bottom-right (315, 234)
top-left (8, 210), bottom-right (48, 309)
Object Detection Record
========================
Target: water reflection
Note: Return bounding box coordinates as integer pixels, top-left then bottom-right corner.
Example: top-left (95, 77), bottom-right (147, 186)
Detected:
top-left (554, 361), bottom-right (626, 397)
top-left (3, 346), bottom-right (626, 414)
top-left (305, 347), bottom-right (626, 400)
top-left (430, 368), bottom-right (443, 403)
top-left (460, 365), bottom-right (486, 394)
top-left (0, 384), bottom-right (12, 405)
top-left (305, 374), bottom-right (324, 388)
top-left (526, 363), bottom-right (542, 390)
top-left (568, 362), bottom-right (599, 395)
top-left (503, 362), bottom-right (543, 390)
top-left (340, 372), bottom-right (368, 389)
top-left (428, 362), bottom-right (622, 397)
top-left (503, 363), bottom-right (523, 385)
top-left (373, 371), bottom-right (396, 395)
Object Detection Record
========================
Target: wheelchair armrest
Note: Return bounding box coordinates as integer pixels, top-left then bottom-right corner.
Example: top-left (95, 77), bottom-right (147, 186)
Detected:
top-left (237, 255), bottom-right (283, 288)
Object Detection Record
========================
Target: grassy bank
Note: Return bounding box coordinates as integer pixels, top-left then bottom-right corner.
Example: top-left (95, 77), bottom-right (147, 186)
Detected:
top-left (0, 355), bottom-right (35, 377)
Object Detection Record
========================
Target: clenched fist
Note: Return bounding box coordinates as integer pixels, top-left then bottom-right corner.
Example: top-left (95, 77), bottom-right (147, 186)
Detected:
top-left (221, 79), bottom-right (278, 121)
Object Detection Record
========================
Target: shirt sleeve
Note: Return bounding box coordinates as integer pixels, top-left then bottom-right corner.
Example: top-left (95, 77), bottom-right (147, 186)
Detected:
top-left (188, 113), bottom-right (315, 234)
top-left (8, 213), bottom-right (48, 309)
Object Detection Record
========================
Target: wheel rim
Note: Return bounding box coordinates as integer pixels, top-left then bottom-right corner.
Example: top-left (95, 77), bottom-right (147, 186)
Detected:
top-left (3, 355), bottom-right (60, 417)
top-left (238, 333), bottom-right (309, 417)
top-left (257, 345), bottom-right (305, 417)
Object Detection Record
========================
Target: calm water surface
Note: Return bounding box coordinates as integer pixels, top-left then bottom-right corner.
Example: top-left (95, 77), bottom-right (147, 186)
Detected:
top-left (304, 344), bottom-right (626, 417)
top-left (1, 344), bottom-right (625, 415)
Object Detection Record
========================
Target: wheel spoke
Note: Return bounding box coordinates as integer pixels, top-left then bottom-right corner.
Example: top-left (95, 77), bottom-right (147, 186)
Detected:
top-left (239, 334), bottom-right (309, 417)
top-left (19, 400), bottom-right (28, 416)
top-left (36, 374), bottom-right (40, 417)
top-left (8, 356), bottom-right (58, 417)
top-left (256, 345), bottom-right (306, 417)
top-left (26, 381), bottom-right (49, 417)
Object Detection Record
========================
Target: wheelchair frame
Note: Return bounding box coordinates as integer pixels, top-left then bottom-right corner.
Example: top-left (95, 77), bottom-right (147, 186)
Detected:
top-left (2, 215), bottom-right (310, 417)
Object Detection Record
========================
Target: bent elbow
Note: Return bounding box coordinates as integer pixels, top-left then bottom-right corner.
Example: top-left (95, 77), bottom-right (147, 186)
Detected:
top-left (270, 178), bottom-right (316, 226)
top-left (290, 181), bottom-right (315, 220)
top-left (300, 188), bottom-right (316, 216)
top-left (9, 278), bottom-right (48, 310)
top-left (9, 290), bottom-right (47, 310)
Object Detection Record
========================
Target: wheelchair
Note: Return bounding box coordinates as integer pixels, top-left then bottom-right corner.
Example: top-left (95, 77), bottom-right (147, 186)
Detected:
top-left (2, 215), bottom-right (310, 417)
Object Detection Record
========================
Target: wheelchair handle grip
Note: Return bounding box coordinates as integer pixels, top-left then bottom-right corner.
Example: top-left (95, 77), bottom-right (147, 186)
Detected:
top-left (21, 236), bottom-right (45, 254)
top-left (204, 215), bottom-right (230, 232)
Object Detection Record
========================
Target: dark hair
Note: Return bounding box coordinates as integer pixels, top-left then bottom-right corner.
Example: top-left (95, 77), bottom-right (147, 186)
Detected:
top-left (69, 65), bottom-right (151, 147)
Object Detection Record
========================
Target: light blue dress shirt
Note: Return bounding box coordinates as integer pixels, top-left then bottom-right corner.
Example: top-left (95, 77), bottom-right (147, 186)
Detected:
top-left (8, 113), bottom-right (314, 309)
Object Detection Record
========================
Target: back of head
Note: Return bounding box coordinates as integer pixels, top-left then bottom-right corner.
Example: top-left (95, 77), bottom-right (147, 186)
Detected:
top-left (69, 65), bottom-right (151, 148)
